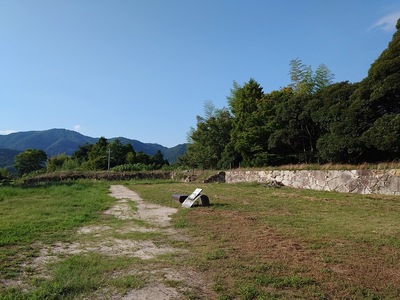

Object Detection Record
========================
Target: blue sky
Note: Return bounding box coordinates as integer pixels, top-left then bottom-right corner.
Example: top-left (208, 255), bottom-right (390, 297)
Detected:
top-left (1, 1), bottom-right (400, 147)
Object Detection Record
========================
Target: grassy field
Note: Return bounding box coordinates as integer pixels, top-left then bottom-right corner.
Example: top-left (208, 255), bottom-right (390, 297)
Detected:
top-left (1, 180), bottom-right (400, 299)
top-left (129, 181), bottom-right (400, 299)
top-left (0, 181), bottom-right (120, 299)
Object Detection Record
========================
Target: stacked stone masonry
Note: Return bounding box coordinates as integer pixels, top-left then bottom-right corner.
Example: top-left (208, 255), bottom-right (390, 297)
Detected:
top-left (224, 170), bottom-right (400, 195)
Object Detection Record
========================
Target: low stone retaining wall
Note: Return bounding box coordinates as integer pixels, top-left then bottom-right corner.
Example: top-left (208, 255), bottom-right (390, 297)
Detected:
top-left (224, 169), bottom-right (400, 195)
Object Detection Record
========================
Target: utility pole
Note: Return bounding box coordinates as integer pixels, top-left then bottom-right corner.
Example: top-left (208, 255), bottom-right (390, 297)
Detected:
top-left (107, 148), bottom-right (111, 170)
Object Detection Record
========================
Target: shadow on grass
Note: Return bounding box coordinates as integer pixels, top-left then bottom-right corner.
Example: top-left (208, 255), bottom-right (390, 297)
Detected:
top-left (190, 202), bottom-right (231, 209)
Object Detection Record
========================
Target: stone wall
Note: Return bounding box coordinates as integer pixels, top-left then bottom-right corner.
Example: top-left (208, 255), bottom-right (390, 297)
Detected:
top-left (224, 169), bottom-right (400, 195)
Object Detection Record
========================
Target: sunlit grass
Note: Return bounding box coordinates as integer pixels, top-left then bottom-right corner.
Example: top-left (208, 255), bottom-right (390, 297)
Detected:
top-left (2, 254), bottom-right (147, 299)
top-left (0, 182), bottom-right (112, 246)
top-left (130, 181), bottom-right (400, 299)
top-left (0, 180), bottom-right (198, 299)
top-left (0, 181), bottom-right (113, 282)
top-left (2, 180), bottom-right (400, 299)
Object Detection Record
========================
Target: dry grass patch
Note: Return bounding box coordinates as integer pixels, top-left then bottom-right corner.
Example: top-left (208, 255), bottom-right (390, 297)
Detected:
top-left (131, 181), bottom-right (400, 299)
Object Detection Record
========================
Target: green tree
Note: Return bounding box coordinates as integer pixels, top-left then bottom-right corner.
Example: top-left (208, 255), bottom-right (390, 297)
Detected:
top-left (314, 63), bottom-right (335, 91)
top-left (311, 81), bottom-right (357, 131)
top-left (301, 80), bottom-right (365, 164)
top-left (46, 153), bottom-right (70, 172)
top-left (14, 149), bottom-right (47, 176)
top-left (181, 101), bottom-right (232, 169)
top-left (366, 18), bottom-right (400, 117)
top-left (289, 58), bottom-right (306, 91)
top-left (108, 139), bottom-right (126, 167)
top-left (289, 58), bottom-right (334, 94)
top-left (135, 151), bottom-right (150, 165)
top-left (311, 81), bottom-right (359, 163)
top-left (228, 78), bottom-right (267, 166)
top-left (219, 141), bottom-right (242, 169)
top-left (288, 58), bottom-right (313, 94)
top-left (0, 167), bottom-right (12, 183)
top-left (268, 92), bottom-right (318, 163)
top-left (150, 150), bottom-right (168, 168)
top-left (125, 151), bottom-right (136, 164)
top-left (87, 137), bottom-right (109, 170)
top-left (328, 18), bottom-right (400, 162)
top-left (72, 143), bottom-right (93, 163)
top-left (123, 143), bottom-right (136, 164)
top-left (362, 114), bottom-right (400, 159)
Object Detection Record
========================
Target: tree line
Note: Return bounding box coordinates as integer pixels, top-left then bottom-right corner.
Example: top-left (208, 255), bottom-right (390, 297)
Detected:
top-left (179, 20), bottom-right (400, 169)
top-left (6, 137), bottom-right (170, 178)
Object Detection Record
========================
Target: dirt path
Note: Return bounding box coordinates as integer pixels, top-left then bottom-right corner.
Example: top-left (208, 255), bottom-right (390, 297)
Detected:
top-left (107, 185), bottom-right (178, 227)
top-left (22, 185), bottom-right (211, 299)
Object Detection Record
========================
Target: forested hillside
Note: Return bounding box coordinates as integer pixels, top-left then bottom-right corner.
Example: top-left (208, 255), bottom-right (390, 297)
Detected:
top-left (180, 19), bottom-right (400, 169)
top-left (0, 149), bottom-right (21, 171)
top-left (0, 129), bottom-right (186, 166)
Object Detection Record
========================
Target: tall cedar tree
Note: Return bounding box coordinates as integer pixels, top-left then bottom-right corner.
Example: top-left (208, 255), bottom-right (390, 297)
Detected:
top-left (227, 79), bottom-right (268, 167)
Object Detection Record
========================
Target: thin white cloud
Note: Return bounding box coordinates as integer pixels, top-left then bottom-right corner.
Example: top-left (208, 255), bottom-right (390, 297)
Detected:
top-left (370, 12), bottom-right (400, 32)
top-left (73, 125), bottom-right (82, 132)
top-left (0, 130), bottom-right (17, 135)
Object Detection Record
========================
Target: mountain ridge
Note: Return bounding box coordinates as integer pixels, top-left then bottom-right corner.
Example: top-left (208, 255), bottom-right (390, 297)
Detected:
top-left (0, 128), bottom-right (187, 166)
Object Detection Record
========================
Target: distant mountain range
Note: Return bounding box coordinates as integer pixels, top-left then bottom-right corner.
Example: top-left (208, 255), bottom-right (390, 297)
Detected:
top-left (0, 128), bottom-right (187, 169)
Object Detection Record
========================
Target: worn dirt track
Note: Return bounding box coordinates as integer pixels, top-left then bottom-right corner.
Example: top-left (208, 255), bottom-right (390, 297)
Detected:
top-left (14, 185), bottom-right (212, 299)
top-left (103, 185), bottom-right (211, 299)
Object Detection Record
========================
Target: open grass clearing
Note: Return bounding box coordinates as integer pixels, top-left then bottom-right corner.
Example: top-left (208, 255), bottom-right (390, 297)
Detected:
top-left (0, 181), bottom-right (212, 299)
top-left (1, 179), bottom-right (400, 299)
top-left (128, 181), bottom-right (400, 299)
